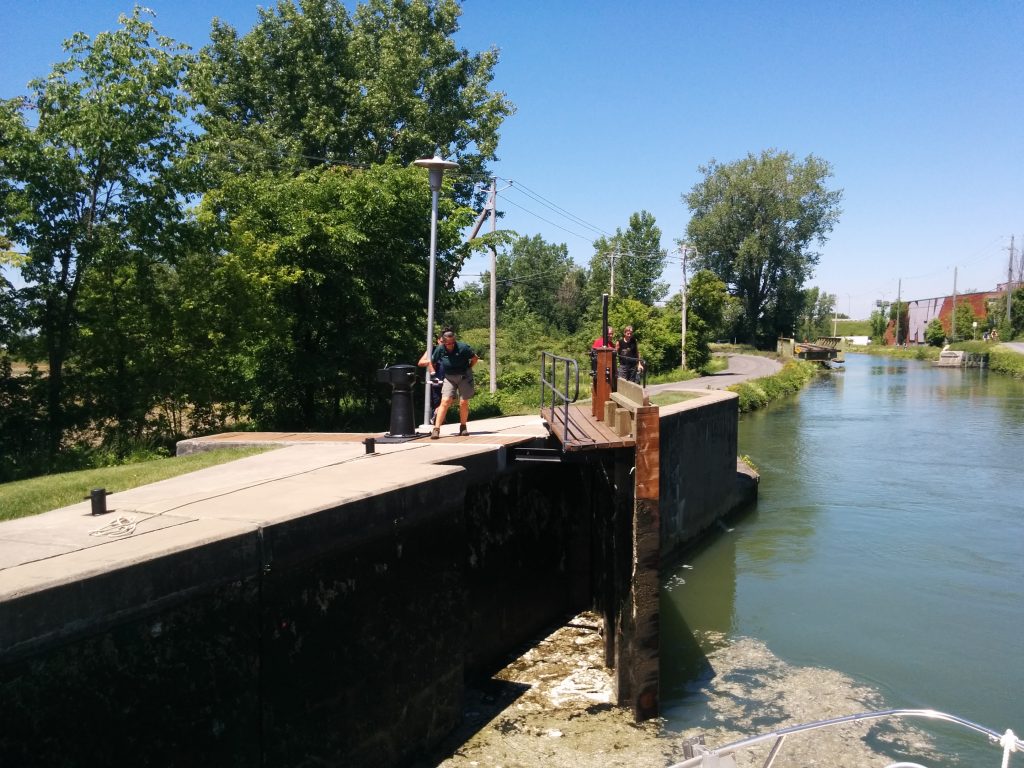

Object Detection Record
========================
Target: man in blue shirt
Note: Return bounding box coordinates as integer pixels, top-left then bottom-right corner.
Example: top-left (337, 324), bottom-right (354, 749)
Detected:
top-left (428, 328), bottom-right (479, 439)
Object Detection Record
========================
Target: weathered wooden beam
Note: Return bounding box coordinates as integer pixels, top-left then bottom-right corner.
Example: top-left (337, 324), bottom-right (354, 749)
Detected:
top-left (629, 405), bottom-right (660, 721)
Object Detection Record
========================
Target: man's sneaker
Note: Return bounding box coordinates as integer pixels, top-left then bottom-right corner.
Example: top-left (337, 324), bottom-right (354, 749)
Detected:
top-left (459, 424), bottom-right (469, 436)
top-left (431, 427), bottom-right (440, 440)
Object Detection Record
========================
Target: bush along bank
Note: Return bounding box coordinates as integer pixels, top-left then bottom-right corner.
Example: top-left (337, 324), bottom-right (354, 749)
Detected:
top-left (989, 347), bottom-right (1024, 379)
top-left (727, 359), bottom-right (819, 413)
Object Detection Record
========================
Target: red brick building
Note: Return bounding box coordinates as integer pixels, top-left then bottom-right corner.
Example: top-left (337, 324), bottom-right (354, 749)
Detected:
top-left (886, 290), bottom-right (1000, 344)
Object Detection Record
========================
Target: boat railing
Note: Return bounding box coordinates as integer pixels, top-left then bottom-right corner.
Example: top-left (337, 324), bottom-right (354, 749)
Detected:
top-left (667, 709), bottom-right (1021, 768)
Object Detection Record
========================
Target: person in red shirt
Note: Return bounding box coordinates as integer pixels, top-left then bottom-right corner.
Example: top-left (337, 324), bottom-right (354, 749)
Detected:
top-left (591, 326), bottom-right (614, 350)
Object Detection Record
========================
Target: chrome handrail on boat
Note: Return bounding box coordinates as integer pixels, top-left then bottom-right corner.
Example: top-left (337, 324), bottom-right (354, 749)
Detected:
top-left (667, 709), bottom-right (1022, 768)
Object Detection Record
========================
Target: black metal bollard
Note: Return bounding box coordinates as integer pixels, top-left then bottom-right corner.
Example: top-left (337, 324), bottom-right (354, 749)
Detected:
top-left (375, 364), bottom-right (417, 437)
top-left (89, 488), bottom-right (109, 515)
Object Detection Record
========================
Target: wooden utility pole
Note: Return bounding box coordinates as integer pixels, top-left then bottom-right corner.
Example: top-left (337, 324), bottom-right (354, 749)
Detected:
top-left (467, 180), bottom-right (498, 392)
top-left (680, 245), bottom-right (688, 370)
top-left (609, 248), bottom-right (618, 296)
top-left (895, 278), bottom-right (902, 345)
top-left (1009, 235), bottom-right (1015, 326)
top-left (951, 268), bottom-right (957, 341)
top-left (488, 178), bottom-right (497, 393)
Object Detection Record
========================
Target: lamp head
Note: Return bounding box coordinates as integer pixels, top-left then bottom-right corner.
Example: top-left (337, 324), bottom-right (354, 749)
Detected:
top-left (413, 152), bottom-right (459, 192)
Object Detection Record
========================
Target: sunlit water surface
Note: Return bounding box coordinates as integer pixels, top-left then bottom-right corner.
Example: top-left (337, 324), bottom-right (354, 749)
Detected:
top-left (661, 354), bottom-right (1024, 766)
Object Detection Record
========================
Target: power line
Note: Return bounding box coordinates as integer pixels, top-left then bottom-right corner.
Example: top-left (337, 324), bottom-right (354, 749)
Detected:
top-left (497, 177), bottom-right (611, 239)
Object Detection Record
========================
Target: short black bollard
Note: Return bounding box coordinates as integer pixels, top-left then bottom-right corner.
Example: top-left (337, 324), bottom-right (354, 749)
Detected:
top-left (89, 488), bottom-right (110, 515)
top-left (375, 364), bottom-right (418, 437)
top-left (363, 437), bottom-right (375, 454)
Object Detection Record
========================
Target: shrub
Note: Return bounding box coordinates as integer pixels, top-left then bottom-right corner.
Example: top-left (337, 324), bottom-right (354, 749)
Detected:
top-left (727, 360), bottom-right (817, 413)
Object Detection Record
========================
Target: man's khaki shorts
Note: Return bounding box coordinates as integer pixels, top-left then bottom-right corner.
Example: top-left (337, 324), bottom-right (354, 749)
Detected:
top-left (442, 371), bottom-right (475, 400)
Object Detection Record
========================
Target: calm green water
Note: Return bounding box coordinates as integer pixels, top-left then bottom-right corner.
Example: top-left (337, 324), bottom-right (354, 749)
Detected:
top-left (661, 354), bottom-right (1024, 762)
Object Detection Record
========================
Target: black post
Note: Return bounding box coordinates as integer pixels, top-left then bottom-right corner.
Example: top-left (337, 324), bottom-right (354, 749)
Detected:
top-left (602, 293), bottom-right (609, 346)
top-left (89, 488), bottom-right (108, 515)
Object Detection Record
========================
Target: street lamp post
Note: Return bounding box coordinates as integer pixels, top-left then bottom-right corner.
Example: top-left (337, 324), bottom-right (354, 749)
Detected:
top-left (413, 152), bottom-right (459, 429)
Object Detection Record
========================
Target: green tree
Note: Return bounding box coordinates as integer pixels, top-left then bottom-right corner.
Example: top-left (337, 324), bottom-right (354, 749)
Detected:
top-left (870, 308), bottom-right (888, 344)
top-left (952, 300), bottom-right (980, 342)
top-left (684, 150), bottom-right (843, 346)
top-left (925, 318), bottom-right (946, 346)
top-left (985, 288), bottom-right (1023, 340)
top-left (0, 9), bottom-right (193, 452)
top-left (496, 235), bottom-right (586, 332)
top-left (800, 287), bottom-right (837, 339)
top-left (191, 0), bottom-right (512, 185)
top-left (589, 211), bottom-right (668, 305)
top-left (192, 163), bottom-right (471, 429)
top-left (685, 269), bottom-right (731, 370)
top-left (890, 300), bottom-right (908, 344)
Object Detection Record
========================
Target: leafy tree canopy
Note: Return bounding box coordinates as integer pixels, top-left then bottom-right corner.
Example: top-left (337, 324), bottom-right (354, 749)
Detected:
top-left (0, 8), bottom-right (193, 448)
top-left (925, 318), bottom-right (946, 347)
top-left (685, 269), bottom-right (732, 370)
top-left (684, 149), bottom-right (842, 347)
top-left (190, 0), bottom-right (513, 188)
top-left (494, 234), bottom-right (587, 333)
top-left (799, 286), bottom-right (837, 339)
top-left (193, 163), bottom-right (473, 428)
top-left (589, 210), bottom-right (668, 306)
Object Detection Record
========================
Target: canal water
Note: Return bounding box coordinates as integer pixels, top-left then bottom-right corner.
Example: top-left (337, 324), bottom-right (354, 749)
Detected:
top-left (660, 353), bottom-right (1024, 765)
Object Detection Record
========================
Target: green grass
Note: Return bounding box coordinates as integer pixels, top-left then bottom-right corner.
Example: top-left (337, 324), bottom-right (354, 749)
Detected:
top-left (848, 344), bottom-right (941, 361)
top-left (833, 318), bottom-right (872, 336)
top-left (0, 446), bottom-right (277, 522)
top-left (727, 359), bottom-right (819, 412)
top-left (650, 391), bottom-right (703, 407)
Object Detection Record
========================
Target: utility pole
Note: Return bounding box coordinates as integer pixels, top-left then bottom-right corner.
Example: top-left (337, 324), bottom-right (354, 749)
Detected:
top-left (951, 268), bottom-right (957, 341)
top-left (488, 178), bottom-right (497, 393)
top-left (609, 248), bottom-right (617, 296)
top-left (466, 179), bottom-right (498, 393)
top-left (1008, 235), bottom-right (1015, 327)
top-left (895, 278), bottom-right (901, 345)
top-left (680, 245), bottom-right (688, 369)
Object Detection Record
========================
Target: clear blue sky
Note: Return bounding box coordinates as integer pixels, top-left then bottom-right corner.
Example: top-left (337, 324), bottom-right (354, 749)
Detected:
top-left (3, 0), bottom-right (1022, 319)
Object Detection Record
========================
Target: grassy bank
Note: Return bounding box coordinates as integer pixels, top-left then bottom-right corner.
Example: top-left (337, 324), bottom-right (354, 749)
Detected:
top-left (727, 359), bottom-right (819, 412)
top-left (0, 446), bottom-right (275, 522)
top-left (847, 344), bottom-right (941, 361)
top-left (950, 340), bottom-right (1024, 378)
top-left (848, 341), bottom-right (1024, 378)
top-left (988, 346), bottom-right (1024, 378)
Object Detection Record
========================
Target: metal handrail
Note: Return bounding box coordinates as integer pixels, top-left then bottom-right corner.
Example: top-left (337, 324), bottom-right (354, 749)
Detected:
top-left (667, 709), bottom-right (1023, 768)
top-left (539, 352), bottom-right (579, 446)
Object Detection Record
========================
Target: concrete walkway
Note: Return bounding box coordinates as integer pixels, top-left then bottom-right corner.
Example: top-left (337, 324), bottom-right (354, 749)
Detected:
top-left (0, 353), bottom-right (782, 602)
top-left (0, 414), bottom-right (549, 601)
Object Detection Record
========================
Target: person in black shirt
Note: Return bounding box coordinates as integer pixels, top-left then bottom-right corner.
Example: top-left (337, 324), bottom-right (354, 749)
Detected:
top-left (616, 325), bottom-right (643, 383)
top-left (428, 328), bottom-right (479, 439)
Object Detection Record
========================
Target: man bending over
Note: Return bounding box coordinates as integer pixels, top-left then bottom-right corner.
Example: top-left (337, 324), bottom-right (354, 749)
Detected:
top-left (428, 328), bottom-right (479, 439)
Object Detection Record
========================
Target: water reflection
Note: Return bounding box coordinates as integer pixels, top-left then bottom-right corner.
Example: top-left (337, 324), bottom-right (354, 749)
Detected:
top-left (661, 354), bottom-right (1024, 764)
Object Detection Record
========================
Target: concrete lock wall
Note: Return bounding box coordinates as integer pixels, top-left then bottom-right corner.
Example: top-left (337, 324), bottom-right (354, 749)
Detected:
top-left (0, 393), bottom-right (743, 766)
top-left (658, 391), bottom-right (743, 556)
top-left (0, 462), bottom-right (595, 768)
